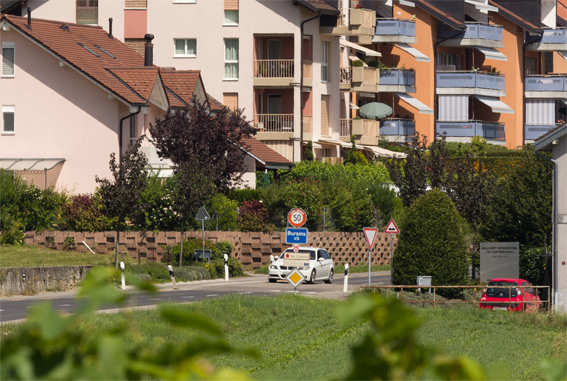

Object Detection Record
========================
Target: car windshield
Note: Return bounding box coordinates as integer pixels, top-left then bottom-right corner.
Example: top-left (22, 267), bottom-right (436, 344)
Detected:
top-left (486, 281), bottom-right (518, 298)
top-left (281, 250), bottom-right (316, 260)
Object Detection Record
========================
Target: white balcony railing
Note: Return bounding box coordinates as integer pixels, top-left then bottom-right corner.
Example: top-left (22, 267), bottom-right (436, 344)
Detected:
top-left (340, 119), bottom-right (351, 136)
top-left (254, 59), bottom-right (294, 78)
top-left (254, 114), bottom-right (294, 132)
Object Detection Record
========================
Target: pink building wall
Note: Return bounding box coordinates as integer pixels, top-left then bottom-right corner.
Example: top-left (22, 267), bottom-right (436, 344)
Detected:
top-left (124, 9), bottom-right (147, 39)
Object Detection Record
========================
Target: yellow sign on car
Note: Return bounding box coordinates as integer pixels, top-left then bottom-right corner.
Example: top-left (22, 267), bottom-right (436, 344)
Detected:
top-left (286, 268), bottom-right (306, 288)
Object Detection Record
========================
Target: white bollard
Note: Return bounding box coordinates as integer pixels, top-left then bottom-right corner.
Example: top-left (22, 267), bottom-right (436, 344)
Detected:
top-left (120, 261), bottom-right (125, 290)
top-left (224, 254), bottom-right (229, 281)
top-left (343, 263), bottom-right (349, 293)
top-left (168, 265), bottom-right (177, 289)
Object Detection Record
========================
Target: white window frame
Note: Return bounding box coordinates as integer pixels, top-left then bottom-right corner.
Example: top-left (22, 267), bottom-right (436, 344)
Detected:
top-left (174, 38), bottom-right (196, 58)
top-left (2, 42), bottom-right (15, 78)
top-left (321, 41), bottom-right (329, 82)
top-left (2, 106), bottom-right (15, 135)
top-left (224, 38), bottom-right (239, 80)
top-left (224, 10), bottom-right (239, 26)
top-left (129, 115), bottom-right (136, 146)
top-left (173, 0), bottom-right (196, 4)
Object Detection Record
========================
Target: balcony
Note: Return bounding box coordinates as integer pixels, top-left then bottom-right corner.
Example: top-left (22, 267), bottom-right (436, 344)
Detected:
top-left (380, 119), bottom-right (415, 136)
top-left (339, 66), bottom-right (379, 93)
top-left (340, 118), bottom-right (379, 145)
top-left (526, 28), bottom-right (567, 51)
top-left (438, 22), bottom-right (503, 48)
top-left (254, 114), bottom-right (294, 140)
top-left (320, 8), bottom-right (376, 43)
top-left (436, 121), bottom-right (505, 139)
top-left (253, 59), bottom-right (294, 87)
top-left (379, 69), bottom-right (416, 93)
top-left (373, 18), bottom-right (416, 44)
top-left (436, 71), bottom-right (505, 97)
top-left (525, 75), bottom-right (567, 99)
top-left (525, 124), bottom-right (557, 140)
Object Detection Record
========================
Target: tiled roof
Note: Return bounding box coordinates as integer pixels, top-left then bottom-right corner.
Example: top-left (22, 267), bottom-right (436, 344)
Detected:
top-left (488, 1), bottom-right (541, 34)
top-left (535, 124), bottom-right (566, 142)
top-left (414, 0), bottom-right (464, 30)
top-left (108, 67), bottom-right (160, 101)
top-left (294, 0), bottom-right (340, 15)
top-left (160, 70), bottom-right (201, 108)
top-left (1, 15), bottom-right (154, 105)
top-left (206, 93), bottom-right (226, 112)
top-left (241, 137), bottom-right (293, 167)
top-left (559, 0), bottom-right (567, 27)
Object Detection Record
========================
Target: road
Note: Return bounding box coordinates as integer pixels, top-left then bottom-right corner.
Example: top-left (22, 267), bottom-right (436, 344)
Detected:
top-left (0, 271), bottom-right (391, 323)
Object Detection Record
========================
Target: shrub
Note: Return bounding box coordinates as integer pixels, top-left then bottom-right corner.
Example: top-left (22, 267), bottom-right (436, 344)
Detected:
top-left (278, 179), bottom-right (323, 231)
top-left (62, 193), bottom-right (113, 232)
top-left (237, 200), bottom-right (275, 232)
top-left (352, 59), bottom-right (365, 67)
top-left (392, 190), bottom-right (469, 290)
top-left (133, 174), bottom-right (177, 232)
top-left (0, 214), bottom-right (24, 245)
top-left (205, 194), bottom-right (238, 231)
top-left (226, 189), bottom-right (262, 203)
top-left (170, 239), bottom-right (235, 267)
top-left (126, 262), bottom-right (170, 283)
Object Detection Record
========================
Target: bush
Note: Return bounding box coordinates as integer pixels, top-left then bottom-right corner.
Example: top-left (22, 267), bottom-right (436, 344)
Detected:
top-left (126, 262), bottom-right (170, 283)
top-left (205, 194), bottom-right (238, 231)
top-left (278, 179), bottom-right (323, 231)
top-left (237, 200), bottom-right (275, 232)
top-left (392, 190), bottom-right (469, 291)
top-left (169, 239), bottom-right (235, 267)
top-left (226, 189), bottom-right (262, 203)
top-left (62, 193), bottom-right (113, 232)
top-left (133, 174), bottom-right (178, 232)
top-left (171, 266), bottom-right (211, 281)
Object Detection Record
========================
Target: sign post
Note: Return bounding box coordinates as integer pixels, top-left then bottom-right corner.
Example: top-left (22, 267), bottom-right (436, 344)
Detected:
top-left (384, 219), bottom-right (400, 275)
top-left (195, 206), bottom-right (211, 263)
top-left (286, 268), bottom-right (306, 296)
top-left (363, 227), bottom-right (378, 285)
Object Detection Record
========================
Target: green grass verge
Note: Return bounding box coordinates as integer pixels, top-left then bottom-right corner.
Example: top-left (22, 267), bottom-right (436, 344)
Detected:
top-left (253, 263), bottom-right (390, 275)
top-left (15, 294), bottom-right (562, 380)
top-left (0, 245), bottom-right (115, 267)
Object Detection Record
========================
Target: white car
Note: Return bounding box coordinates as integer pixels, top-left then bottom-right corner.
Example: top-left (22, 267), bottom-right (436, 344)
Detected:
top-left (268, 247), bottom-right (334, 284)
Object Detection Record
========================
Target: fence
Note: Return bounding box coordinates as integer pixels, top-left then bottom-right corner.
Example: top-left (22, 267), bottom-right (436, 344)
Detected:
top-left (359, 285), bottom-right (551, 316)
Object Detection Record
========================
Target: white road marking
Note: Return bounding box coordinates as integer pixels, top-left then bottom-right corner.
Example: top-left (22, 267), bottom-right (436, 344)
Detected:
top-left (267, 290), bottom-right (281, 292)
top-left (303, 292), bottom-right (317, 294)
top-left (0, 310), bottom-right (3, 312)
top-left (58, 304), bottom-right (70, 307)
top-left (238, 292), bottom-right (252, 294)
top-left (148, 298), bottom-right (161, 301)
top-left (180, 296), bottom-right (194, 299)
top-left (206, 294), bottom-right (218, 297)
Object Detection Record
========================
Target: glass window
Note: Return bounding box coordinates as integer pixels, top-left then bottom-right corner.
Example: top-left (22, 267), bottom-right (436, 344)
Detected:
top-left (224, 10), bottom-right (239, 25)
top-left (321, 41), bottom-right (329, 82)
top-left (225, 38), bottom-right (239, 79)
top-left (2, 44), bottom-right (15, 77)
top-left (2, 106), bottom-right (15, 134)
top-left (174, 39), bottom-right (196, 57)
top-left (129, 116), bottom-right (136, 146)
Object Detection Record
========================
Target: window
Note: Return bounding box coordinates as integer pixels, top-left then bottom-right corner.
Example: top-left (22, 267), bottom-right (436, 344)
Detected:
top-left (129, 115), bottom-right (136, 146)
top-left (321, 41), bottom-right (329, 82)
top-left (2, 106), bottom-right (15, 134)
top-left (174, 39), bottom-right (196, 57)
top-left (76, 0), bottom-right (98, 24)
top-left (2, 42), bottom-right (15, 77)
top-left (525, 57), bottom-right (537, 75)
top-left (224, 10), bottom-right (239, 25)
top-left (225, 38), bottom-right (239, 79)
top-left (223, 93), bottom-right (238, 111)
top-left (437, 53), bottom-right (462, 70)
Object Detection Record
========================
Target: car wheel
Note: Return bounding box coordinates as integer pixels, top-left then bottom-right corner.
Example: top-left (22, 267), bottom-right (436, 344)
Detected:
top-left (325, 269), bottom-right (334, 284)
top-left (309, 269), bottom-right (316, 284)
top-left (269, 278), bottom-right (276, 283)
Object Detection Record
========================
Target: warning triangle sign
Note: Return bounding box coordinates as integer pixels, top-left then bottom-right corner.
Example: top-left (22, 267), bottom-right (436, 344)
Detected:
top-left (384, 219), bottom-right (400, 234)
top-left (195, 206), bottom-right (211, 221)
top-left (363, 227), bottom-right (378, 248)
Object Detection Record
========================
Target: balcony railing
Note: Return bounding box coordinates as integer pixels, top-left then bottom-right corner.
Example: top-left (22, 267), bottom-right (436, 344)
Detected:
top-left (337, 8), bottom-right (375, 28)
top-left (303, 115), bottom-right (313, 133)
top-left (380, 69), bottom-right (416, 87)
top-left (375, 19), bottom-right (416, 37)
top-left (340, 66), bottom-right (352, 84)
top-left (254, 114), bottom-right (294, 132)
top-left (525, 75), bottom-right (567, 92)
top-left (254, 60), bottom-right (294, 78)
top-left (340, 119), bottom-right (351, 136)
top-left (380, 119), bottom-right (415, 135)
top-left (533, 28), bottom-right (567, 44)
top-left (436, 71), bottom-right (505, 91)
top-left (438, 22), bottom-right (503, 42)
top-left (525, 124), bottom-right (556, 140)
top-left (363, 119), bottom-right (378, 137)
top-left (436, 121), bottom-right (505, 139)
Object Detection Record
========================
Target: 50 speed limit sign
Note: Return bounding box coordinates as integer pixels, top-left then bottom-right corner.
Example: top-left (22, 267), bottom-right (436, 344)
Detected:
top-left (288, 208), bottom-right (307, 227)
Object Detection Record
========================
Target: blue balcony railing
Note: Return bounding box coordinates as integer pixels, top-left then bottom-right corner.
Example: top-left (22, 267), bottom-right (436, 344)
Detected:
top-left (380, 119), bottom-right (416, 135)
top-left (436, 72), bottom-right (505, 91)
top-left (525, 124), bottom-right (556, 140)
top-left (438, 22), bottom-right (503, 41)
top-left (375, 19), bottom-right (416, 37)
top-left (379, 69), bottom-right (416, 87)
top-left (525, 75), bottom-right (567, 92)
top-left (538, 28), bottom-right (567, 44)
top-left (436, 121), bottom-right (505, 139)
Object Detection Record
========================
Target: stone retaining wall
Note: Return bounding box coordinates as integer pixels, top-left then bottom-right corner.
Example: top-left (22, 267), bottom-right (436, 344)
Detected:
top-left (0, 266), bottom-right (93, 297)
top-left (25, 231), bottom-right (397, 268)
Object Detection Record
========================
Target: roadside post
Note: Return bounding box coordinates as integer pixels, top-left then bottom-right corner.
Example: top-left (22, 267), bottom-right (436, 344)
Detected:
top-left (168, 265), bottom-right (177, 289)
top-left (384, 219), bottom-right (400, 275)
top-left (363, 228), bottom-right (378, 285)
top-left (343, 263), bottom-right (349, 292)
top-left (286, 268), bottom-right (306, 296)
top-left (224, 254), bottom-right (229, 281)
top-left (120, 261), bottom-right (125, 290)
top-left (195, 206), bottom-right (211, 263)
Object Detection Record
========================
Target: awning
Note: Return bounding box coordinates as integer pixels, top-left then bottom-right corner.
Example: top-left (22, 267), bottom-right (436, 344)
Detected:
top-left (350, 102), bottom-right (360, 109)
top-left (474, 95), bottom-right (514, 113)
top-left (364, 146), bottom-right (407, 158)
top-left (395, 93), bottom-right (433, 114)
top-left (0, 158), bottom-right (65, 171)
top-left (339, 39), bottom-right (381, 57)
top-left (340, 141), bottom-right (365, 150)
top-left (303, 141), bottom-right (322, 149)
top-left (394, 43), bottom-right (430, 62)
top-left (318, 138), bottom-right (344, 146)
top-left (475, 46), bottom-right (507, 61)
top-left (465, 0), bottom-right (499, 12)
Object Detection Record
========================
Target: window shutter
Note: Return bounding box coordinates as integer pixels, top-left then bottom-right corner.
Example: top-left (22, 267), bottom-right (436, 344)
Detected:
top-left (321, 95), bottom-right (330, 136)
top-left (2, 48), bottom-right (15, 76)
top-left (224, 93), bottom-right (238, 111)
top-left (224, 0), bottom-right (238, 10)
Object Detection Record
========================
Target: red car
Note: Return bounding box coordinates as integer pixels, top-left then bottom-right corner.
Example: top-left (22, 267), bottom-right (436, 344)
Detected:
top-left (479, 278), bottom-right (541, 312)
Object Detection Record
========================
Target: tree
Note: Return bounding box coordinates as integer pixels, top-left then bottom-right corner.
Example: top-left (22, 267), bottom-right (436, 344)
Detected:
top-left (391, 189), bottom-right (469, 288)
top-left (96, 138), bottom-right (148, 267)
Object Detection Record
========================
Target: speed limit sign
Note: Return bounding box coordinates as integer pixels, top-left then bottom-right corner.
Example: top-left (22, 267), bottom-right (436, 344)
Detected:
top-left (288, 208), bottom-right (307, 227)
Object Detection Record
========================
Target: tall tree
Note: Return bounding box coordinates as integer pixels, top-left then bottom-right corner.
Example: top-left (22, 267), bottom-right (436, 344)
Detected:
top-left (96, 138), bottom-right (148, 267)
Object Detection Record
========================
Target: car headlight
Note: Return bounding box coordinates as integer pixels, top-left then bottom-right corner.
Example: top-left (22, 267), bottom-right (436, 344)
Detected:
top-left (299, 266), bottom-right (309, 270)
top-left (269, 265), bottom-right (277, 270)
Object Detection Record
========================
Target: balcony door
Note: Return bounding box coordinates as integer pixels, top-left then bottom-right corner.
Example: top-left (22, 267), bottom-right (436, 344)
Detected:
top-left (267, 94), bottom-right (283, 131)
top-left (268, 40), bottom-right (282, 59)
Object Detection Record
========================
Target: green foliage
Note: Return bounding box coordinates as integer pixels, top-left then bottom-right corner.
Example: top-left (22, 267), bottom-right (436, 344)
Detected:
top-left (286, 160), bottom-right (390, 184)
top-left (170, 239), bottom-right (236, 268)
top-left (367, 183), bottom-right (397, 230)
top-left (520, 247), bottom-right (547, 285)
top-left (237, 200), bottom-right (275, 232)
top-left (278, 180), bottom-right (323, 231)
top-left (133, 174), bottom-right (178, 232)
top-left (205, 194), bottom-right (238, 231)
top-left (351, 59), bottom-right (365, 67)
top-left (0, 215), bottom-right (24, 245)
top-left (392, 190), bottom-right (469, 289)
top-left (204, 257), bottom-right (246, 278)
top-left (226, 189), bottom-right (263, 203)
top-left (305, 141), bottom-right (314, 161)
top-left (62, 237), bottom-right (75, 251)
top-left (62, 192), bottom-right (113, 232)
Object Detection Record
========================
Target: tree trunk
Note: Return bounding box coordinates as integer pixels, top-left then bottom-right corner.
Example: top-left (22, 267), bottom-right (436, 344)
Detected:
top-left (115, 224), bottom-right (120, 268)
top-left (180, 220), bottom-right (184, 267)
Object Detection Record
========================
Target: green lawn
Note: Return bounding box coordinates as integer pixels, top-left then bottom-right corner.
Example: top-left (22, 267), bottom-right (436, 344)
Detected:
top-left (0, 245), bottom-right (115, 267)
top-left (23, 294), bottom-right (563, 380)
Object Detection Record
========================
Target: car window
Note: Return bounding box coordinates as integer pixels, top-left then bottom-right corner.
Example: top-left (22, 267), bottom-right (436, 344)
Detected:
top-left (486, 281), bottom-right (518, 298)
top-left (317, 250), bottom-right (323, 260)
top-left (521, 281), bottom-right (534, 295)
top-left (322, 250), bottom-right (330, 260)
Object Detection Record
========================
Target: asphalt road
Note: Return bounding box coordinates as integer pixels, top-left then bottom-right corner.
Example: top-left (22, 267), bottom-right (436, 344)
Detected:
top-left (0, 271), bottom-right (391, 323)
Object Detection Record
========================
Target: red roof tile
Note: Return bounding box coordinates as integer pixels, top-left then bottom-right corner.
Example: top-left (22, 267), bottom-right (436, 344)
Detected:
top-left (241, 137), bottom-right (293, 167)
top-left (160, 70), bottom-right (200, 108)
top-left (108, 67), bottom-right (160, 101)
top-left (206, 93), bottom-right (226, 112)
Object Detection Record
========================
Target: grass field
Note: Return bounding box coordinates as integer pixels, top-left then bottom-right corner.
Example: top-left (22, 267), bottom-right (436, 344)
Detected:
top-left (10, 294), bottom-right (561, 380)
top-left (0, 245), bottom-right (115, 267)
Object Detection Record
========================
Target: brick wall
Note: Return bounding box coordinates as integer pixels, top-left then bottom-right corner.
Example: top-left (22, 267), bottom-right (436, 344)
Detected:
top-left (24, 231), bottom-right (397, 268)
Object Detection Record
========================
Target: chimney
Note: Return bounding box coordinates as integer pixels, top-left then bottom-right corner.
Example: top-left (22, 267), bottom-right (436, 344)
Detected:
top-left (144, 34), bottom-right (154, 67)
top-left (108, 18), bottom-right (113, 39)
top-left (27, 7), bottom-right (32, 30)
